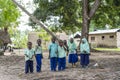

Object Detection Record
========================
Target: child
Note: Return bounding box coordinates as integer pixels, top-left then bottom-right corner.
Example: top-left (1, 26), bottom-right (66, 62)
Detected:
top-left (68, 38), bottom-right (78, 67)
top-left (48, 37), bottom-right (58, 71)
top-left (80, 38), bottom-right (90, 68)
top-left (24, 42), bottom-right (34, 74)
top-left (58, 40), bottom-right (66, 71)
top-left (63, 40), bottom-right (69, 56)
top-left (34, 39), bottom-right (43, 72)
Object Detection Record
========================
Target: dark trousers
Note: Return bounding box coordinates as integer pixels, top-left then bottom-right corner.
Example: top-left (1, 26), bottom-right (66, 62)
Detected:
top-left (36, 54), bottom-right (42, 72)
top-left (25, 60), bottom-right (33, 74)
top-left (50, 57), bottom-right (57, 71)
top-left (80, 54), bottom-right (90, 67)
top-left (58, 57), bottom-right (66, 71)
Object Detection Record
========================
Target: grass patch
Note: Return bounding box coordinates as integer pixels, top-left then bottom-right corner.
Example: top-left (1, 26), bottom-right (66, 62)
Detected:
top-left (94, 48), bottom-right (120, 52)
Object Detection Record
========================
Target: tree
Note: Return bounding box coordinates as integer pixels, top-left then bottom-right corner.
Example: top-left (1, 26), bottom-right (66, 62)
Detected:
top-left (0, 0), bottom-right (20, 28)
top-left (12, 0), bottom-right (59, 40)
top-left (29, 0), bottom-right (81, 33)
top-left (30, 0), bottom-right (120, 39)
top-left (81, 0), bottom-right (100, 38)
top-left (12, 0), bottom-right (120, 40)
top-left (92, 0), bottom-right (120, 28)
top-left (37, 29), bottom-right (51, 50)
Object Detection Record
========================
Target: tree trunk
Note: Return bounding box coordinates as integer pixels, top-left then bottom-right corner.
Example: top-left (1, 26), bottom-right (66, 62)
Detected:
top-left (12, 0), bottom-right (59, 41)
top-left (81, 0), bottom-right (90, 40)
top-left (78, 0), bottom-right (100, 49)
top-left (81, 0), bottom-right (100, 40)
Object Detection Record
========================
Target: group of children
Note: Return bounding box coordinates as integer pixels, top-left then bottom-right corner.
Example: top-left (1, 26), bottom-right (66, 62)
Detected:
top-left (24, 37), bottom-right (90, 74)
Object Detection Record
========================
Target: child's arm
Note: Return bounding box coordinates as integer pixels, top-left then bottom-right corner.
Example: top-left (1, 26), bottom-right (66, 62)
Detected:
top-left (24, 50), bottom-right (29, 58)
top-left (34, 49), bottom-right (36, 57)
top-left (75, 49), bottom-right (77, 54)
top-left (63, 45), bottom-right (69, 56)
top-left (25, 54), bottom-right (28, 57)
top-left (48, 49), bottom-right (50, 59)
top-left (48, 45), bottom-right (51, 59)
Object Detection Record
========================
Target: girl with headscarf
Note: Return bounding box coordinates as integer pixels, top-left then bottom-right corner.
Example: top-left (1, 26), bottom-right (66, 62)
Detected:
top-left (68, 38), bottom-right (78, 67)
top-left (80, 38), bottom-right (90, 68)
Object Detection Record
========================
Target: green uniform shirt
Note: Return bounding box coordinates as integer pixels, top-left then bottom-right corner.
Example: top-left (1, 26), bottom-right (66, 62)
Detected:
top-left (48, 43), bottom-right (58, 58)
top-left (68, 41), bottom-right (76, 53)
top-left (34, 45), bottom-right (42, 54)
top-left (58, 46), bottom-right (66, 58)
top-left (24, 48), bottom-right (34, 61)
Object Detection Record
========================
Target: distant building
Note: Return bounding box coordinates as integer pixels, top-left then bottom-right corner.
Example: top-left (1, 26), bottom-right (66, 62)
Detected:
top-left (74, 29), bottom-right (120, 48)
top-left (28, 32), bottom-right (39, 47)
top-left (56, 32), bottom-right (69, 40)
top-left (28, 32), bottom-right (69, 48)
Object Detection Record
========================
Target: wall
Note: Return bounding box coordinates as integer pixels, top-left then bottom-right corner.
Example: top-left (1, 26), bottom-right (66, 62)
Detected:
top-left (117, 32), bottom-right (120, 48)
top-left (28, 32), bottom-right (39, 47)
top-left (56, 32), bottom-right (68, 40)
top-left (89, 33), bottom-right (117, 48)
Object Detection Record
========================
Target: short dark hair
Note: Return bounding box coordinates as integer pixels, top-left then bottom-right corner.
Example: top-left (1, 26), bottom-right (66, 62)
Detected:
top-left (27, 42), bottom-right (32, 45)
top-left (37, 38), bottom-right (41, 42)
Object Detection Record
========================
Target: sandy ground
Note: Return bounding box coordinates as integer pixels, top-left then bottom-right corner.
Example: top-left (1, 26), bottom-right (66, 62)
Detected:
top-left (0, 49), bottom-right (120, 80)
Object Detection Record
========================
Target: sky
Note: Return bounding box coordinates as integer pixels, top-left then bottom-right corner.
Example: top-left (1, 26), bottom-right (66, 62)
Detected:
top-left (17, 0), bottom-right (35, 31)
top-left (16, 0), bottom-right (60, 32)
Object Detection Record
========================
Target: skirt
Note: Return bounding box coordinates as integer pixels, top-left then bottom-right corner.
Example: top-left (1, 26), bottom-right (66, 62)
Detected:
top-left (68, 53), bottom-right (78, 63)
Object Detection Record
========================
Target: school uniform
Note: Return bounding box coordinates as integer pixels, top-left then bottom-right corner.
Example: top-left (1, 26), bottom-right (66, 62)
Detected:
top-left (24, 48), bottom-right (34, 74)
top-left (80, 38), bottom-right (90, 68)
top-left (48, 43), bottom-right (58, 71)
top-left (35, 45), bottom-right (42, 72)
top-left (58, 46), bottom-right (66, 71)
top-left (68, 41), bottom-right (78, 63)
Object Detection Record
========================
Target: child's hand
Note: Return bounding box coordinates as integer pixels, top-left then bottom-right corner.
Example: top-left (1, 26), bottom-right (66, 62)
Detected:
top-left (83, 50), bottom-right (86, 53)
top-left (25, 54), bottom-right (28, 57)
top-left (29, 55), bottom-right (33, 60)
top-left (31, 55), bottom-right (34, 59)
top-left (66, 52), bottom-right (69, 56)
top-left (48, 56), bottom-right (50, 59)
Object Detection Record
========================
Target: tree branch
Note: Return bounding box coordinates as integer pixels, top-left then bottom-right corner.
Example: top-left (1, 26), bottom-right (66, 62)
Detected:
top-left (89, 0), bottom-right (100, 19)
top-left (12, 0), bottom-right (59, 40)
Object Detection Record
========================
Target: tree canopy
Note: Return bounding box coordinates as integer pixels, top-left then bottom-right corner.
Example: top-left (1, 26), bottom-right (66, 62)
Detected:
top-left (92, 0), bottom-right (120, 29)
top-left (29, 0), bottom-right (120, 34)
top-left (29, 0), bottom-right (81, 33)
top-left (0, 0), bottom-right (20, 28)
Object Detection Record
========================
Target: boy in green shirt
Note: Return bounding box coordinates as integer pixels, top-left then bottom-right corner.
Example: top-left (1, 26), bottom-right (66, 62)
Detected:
top-left (58, 40), bottom-right (66, 71)
top-left (24, 42), bottom-right (34, 74)
top-left (34, 39), bottom-right (43, 72)
top-left (48, 37), bottom-right (58, 71)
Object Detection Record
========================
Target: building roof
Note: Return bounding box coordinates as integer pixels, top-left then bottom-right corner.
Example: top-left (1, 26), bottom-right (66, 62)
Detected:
top-left (89, 29), bottom-right (120, 35)
top-left (73, 29), bottom-right (120, 38)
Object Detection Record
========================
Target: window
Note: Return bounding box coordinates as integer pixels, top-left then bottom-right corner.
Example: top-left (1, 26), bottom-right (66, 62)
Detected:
top-left (91, 37), bottom-right (95, 41)
top-left (102, 36), bottom-right (105, 40)
top-left (109, 35), bottom-right (114, 38)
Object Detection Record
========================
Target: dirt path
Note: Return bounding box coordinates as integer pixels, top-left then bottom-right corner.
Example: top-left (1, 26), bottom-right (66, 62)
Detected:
top-left (0, 50), bottom-right (120, 80)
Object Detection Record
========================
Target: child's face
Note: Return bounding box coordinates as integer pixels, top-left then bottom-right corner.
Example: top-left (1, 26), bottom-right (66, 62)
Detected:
top-left (59, 41), bottom-right (63, 46)
top-left (52, 38), bottom-right (56, 43)
top-left (64, 40), bottom-right (67, 45)
top-left (37, 39), bottom-right (41, 45)
top-left (27, 42), bottom-right (32, 49)
top-left (82, 40), bottom-right (85, 44)
top-left (70, 38), bottom-right (73, 43)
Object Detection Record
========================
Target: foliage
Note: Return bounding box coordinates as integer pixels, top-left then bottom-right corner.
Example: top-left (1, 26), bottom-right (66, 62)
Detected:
top-left (29, 0), bottom-right (120, 33)
top-left (91, 0), bottom-right (120, 29)
top-left (29, 0), bottom-right (81, 33)
top-left (9, 28), bottom-right (28, 48)
top-left (95, 48), bottom-right (120, 52)
top-left (0, 0), bottom-right (20, 28)
top-left (37, 29), bottom-right (51, 49)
